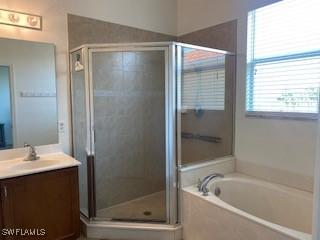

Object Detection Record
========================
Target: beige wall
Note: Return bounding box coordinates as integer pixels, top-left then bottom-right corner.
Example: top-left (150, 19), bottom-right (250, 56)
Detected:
top-left (0, 0), bottom-right (177, 153)
top-left (177, 0), bottom-right (280, 35)
top-left (177, 0), bottom-right (317, 188)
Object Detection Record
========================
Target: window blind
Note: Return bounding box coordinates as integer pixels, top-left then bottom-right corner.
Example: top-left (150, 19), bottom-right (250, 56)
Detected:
top-left (246, 0), bottom-right (320, 116)
top-left (182, 49), bottom-right (225, 111)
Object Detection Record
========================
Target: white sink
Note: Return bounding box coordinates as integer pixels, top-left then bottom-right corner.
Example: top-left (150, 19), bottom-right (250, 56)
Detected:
top-left (10, 159), bottom-right (63, 171)
top-left (0, 153), bottom-right (81, 180)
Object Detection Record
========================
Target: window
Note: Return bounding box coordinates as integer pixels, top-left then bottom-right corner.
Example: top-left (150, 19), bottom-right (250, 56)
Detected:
top-left (182, 48), bottom-right (225, 111)
top-left (246, 0), bottom-right (320, 118)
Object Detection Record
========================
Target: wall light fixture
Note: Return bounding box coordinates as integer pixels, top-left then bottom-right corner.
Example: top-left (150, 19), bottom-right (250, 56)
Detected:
top-left (0, 9), bottom-right (42, 30)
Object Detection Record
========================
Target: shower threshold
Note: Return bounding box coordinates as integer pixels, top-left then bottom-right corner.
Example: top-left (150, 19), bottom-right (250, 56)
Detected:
top-left (81, 216), bottom-right (182, 240)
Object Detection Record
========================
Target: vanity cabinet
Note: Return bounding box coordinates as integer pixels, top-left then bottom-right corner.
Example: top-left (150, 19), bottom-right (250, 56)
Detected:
top-left (0, 167), bottom-right (80, 240)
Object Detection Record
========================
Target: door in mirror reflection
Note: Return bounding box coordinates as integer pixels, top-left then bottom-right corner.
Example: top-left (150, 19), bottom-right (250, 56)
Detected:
top-left (0, 66), bottom-right (13, 150)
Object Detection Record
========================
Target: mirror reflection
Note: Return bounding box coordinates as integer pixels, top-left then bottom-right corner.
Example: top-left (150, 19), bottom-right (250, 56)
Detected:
top-left (0, 38), bottom-right (58, 150)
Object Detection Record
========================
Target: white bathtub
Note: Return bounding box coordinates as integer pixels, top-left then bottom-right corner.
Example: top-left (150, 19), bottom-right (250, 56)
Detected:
top-left (182, 173), bottom-right (313, 240)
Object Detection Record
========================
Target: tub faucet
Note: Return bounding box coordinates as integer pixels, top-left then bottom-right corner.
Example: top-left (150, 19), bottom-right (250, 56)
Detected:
top-left (24, 143), bottom-right (40, 161)
top-left (198, 173), bottom-right (224, 196)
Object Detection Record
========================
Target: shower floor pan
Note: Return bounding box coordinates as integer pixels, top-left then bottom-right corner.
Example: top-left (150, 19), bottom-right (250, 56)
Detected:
top-left (96, 191), bottom-right (166, 222)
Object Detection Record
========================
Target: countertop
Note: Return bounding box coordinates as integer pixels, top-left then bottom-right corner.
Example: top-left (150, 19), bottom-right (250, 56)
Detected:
top-left (0, 152), bottom-right (81, 180)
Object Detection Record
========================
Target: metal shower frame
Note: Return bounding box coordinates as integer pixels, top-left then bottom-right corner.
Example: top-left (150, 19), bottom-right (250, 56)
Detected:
top-left (69, 41), bottom-right (233, 225)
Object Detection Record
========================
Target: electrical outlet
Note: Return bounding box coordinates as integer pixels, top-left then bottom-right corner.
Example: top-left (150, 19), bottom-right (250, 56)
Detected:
top-left (58, 121), bottom-right (65, 133)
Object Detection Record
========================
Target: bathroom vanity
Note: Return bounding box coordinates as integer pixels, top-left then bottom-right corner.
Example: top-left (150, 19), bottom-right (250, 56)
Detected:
top-left (0, 38), bottom-right (81, 239)
top-left (0, 37), bottom-right (81, 239)
top-left (0, 153), bottom-right (81, 240)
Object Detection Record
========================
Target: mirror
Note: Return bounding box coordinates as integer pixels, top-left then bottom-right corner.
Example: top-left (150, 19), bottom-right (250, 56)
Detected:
top-left (0, 38), bottom-right (58, 150)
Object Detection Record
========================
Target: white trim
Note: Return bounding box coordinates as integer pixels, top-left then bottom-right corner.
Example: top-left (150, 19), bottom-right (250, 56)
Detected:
top-left (246, 111), bottom-right (318, 121)
top-left (0, 64), bottom-right (17, 148)
top-left (8, 65), bottom-right (17, 148)
top-left (312, 117), bottom-right (320, 240)
top-left (179, 156), bottom-right (235, 173)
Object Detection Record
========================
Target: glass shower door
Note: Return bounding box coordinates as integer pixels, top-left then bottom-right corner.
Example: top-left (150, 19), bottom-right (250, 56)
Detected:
top-left (90, 48), bottom-right (167, 222)
top-left (177, 45), bottom-right (233, 166)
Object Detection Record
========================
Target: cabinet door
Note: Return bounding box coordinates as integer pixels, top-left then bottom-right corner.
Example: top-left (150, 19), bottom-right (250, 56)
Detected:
top-left (0, 167), bottom-right (80, 240)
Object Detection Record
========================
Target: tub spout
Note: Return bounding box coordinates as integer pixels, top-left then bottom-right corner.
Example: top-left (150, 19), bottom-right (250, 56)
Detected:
top-left (198, 173), bottom-right (224, 196)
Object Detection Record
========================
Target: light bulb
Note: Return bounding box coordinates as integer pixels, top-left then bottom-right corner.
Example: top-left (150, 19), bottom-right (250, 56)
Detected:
top-left (27, 16), bottom-right (38, 27)
top-left (8, 13), bottom-right (19, 23)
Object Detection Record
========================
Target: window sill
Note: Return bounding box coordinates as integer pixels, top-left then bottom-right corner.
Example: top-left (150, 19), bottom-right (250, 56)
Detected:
top-left (245, 111), bottom-right (319, 121)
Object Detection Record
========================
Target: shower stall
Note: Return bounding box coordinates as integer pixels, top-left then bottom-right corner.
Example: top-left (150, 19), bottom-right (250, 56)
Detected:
top-left (69, 42), bottom-right (235, 229)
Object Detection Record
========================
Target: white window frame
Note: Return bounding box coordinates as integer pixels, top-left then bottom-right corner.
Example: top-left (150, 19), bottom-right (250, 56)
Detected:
top-left (246, 10), bottom-right (320, 120)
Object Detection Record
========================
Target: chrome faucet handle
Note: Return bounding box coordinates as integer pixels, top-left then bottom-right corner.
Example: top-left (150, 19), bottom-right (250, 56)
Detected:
top-left (24, 143), bottom-right (39, 161)
top-left (202, 187), bottom-right (209, 196)
top-left (197, 178), bottom-right (202, 191)
top-left (197, 175), bottom-right (211, 191)
top-left (24, 143), bottom-right (32, 148)
top-left (198, 173), bottom-right (224, 195)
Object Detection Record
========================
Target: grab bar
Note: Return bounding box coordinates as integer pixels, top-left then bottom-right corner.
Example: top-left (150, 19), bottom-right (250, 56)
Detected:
top-left (181, 132), bottom-right (222, 143)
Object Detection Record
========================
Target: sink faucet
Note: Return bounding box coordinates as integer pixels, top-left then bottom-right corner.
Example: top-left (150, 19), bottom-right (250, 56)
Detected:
top-left (197, 173), bottom-right (224, 196)
top-left (24, 143), bottom-right (40, 161)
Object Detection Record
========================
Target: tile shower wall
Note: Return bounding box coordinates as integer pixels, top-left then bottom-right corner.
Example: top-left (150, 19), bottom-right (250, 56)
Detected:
top-left (68, 14), bottom-right (175, 50)
top-left (178, 21), bottom-right (237, 165)
top-left (178, 20), bottom-right (237, 52)
top-left (67, 14), bottom-right (175, 213)
top-left (92, 51), bottom-right (166, 211)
